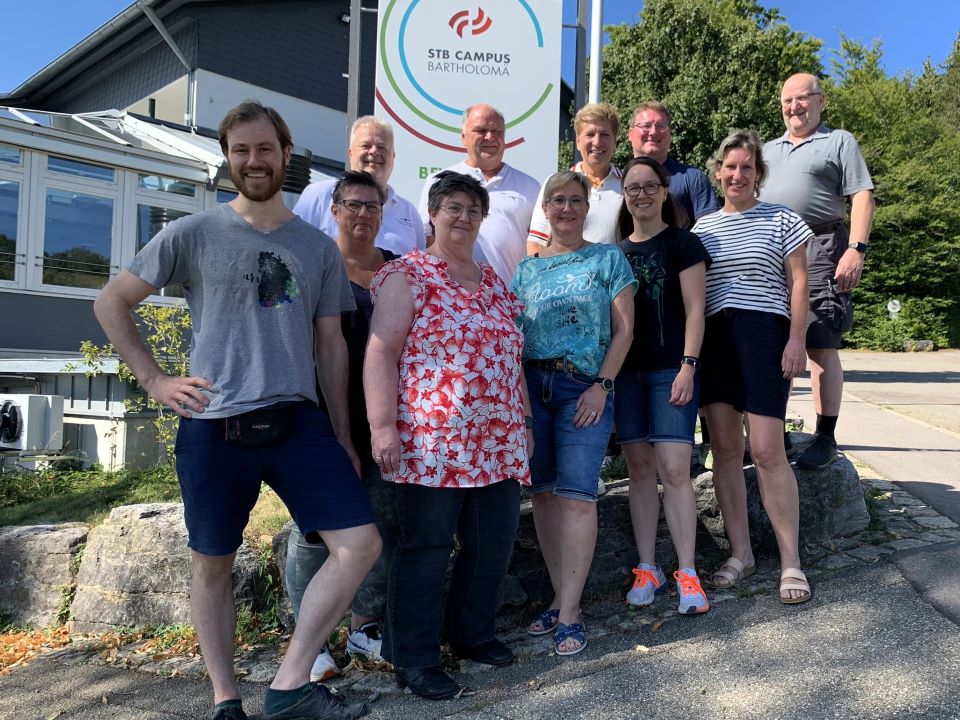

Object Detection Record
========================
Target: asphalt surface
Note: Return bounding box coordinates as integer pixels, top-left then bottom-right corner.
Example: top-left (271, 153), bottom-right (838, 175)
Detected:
top-left (2, 349), bottom-right (959, 720)
top-left (790, 349), bottom-right (960, 523)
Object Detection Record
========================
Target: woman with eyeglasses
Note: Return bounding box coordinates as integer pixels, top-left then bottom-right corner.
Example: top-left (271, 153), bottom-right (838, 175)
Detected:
top-left (364, 170), bottom-right (531, 699)
top-left (692, 130), bottom-right (812, 605)
top-left (613, 156), bottom-right (712, 615)
top-left (512, 170), bottom-right (636, 657)
top-left (284, 170), bottom-right (398, 682)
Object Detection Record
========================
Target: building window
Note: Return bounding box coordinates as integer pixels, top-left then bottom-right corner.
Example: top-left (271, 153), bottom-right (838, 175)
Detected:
top-left (137, 204), bottom-right (189, 297)
top-left (42, 189), bottom-right (114, 289)
top-left (217, 188), bottom-right (238, 203)
top-left (0, 145), bottom-right (20, 166)
top-left (138, 174), bottom-right (197, 198)
top-left (0, 180), bottom-right (17, 282)
top-left (48, 155), bottom-right (115, 183)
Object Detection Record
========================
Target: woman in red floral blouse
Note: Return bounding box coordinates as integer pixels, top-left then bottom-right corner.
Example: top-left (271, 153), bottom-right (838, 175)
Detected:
top-left (364, 171), bottom-right (532, 701)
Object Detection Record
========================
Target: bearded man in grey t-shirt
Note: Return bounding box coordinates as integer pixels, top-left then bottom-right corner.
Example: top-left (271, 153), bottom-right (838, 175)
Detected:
top-left (94, 101), bottom-right (378, 720)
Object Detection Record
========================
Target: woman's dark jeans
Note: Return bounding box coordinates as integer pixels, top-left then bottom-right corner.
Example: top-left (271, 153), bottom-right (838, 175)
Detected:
top-left (382, 479), bottom-right (521, 670)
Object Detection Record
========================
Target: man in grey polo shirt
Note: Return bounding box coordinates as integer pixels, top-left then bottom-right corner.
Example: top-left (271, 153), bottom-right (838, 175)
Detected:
top-left (295, 116), bottom-right (424, 255)
top-left (761, 72), bottom-right (875, 470)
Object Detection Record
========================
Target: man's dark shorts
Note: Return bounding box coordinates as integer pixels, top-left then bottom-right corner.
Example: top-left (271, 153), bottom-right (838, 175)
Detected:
top-left (175, 402), bottom-right (375, 556)
top-left (806, 221), bottom-right (854, 350)
top-left (700, 309), bottom-right (791, 420)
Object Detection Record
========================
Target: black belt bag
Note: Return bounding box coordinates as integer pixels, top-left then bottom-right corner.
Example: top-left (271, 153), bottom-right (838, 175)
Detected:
top-left (224, 402), bottom-right (299, 448)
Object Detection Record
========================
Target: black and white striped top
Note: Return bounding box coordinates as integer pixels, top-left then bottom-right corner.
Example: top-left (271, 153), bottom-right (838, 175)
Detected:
top-left (692, 202), bottom-right (811, 318)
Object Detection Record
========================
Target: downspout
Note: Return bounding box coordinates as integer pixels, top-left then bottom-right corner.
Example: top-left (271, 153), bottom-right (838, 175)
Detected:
top-left (136, 0), bottom-right (197, 129)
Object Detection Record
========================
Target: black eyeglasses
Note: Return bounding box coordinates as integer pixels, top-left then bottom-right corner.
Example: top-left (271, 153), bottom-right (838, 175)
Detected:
top-left (623, 182), bottom-right (664, 197)
top-left (546, 196), bottom-right (587, 210)
top-left (338, 199), bottom-right (383, 215)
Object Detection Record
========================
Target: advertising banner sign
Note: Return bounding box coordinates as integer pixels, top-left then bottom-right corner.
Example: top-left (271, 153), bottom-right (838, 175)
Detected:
top-left (375, 0), bottom-right (562, 202)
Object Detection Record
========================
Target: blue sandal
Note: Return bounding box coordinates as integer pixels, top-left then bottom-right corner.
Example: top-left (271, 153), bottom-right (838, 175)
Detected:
top-left (554, 622), bottom-right (587, 656)
top-left (527, 608), bottom-right (560, 636)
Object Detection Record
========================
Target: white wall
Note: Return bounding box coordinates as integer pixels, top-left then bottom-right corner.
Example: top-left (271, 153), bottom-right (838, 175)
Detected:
top-left (192, 71), bottom-right (347, 162)
top-left (125, 71), bottom-right (348, 163)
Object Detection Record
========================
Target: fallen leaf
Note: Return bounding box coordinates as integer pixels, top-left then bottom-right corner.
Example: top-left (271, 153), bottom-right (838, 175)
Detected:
top-left (650, 620), bottom-right (665, 632)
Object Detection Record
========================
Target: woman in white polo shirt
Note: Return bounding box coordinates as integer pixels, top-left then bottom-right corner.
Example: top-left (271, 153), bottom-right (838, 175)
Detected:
top-left (527, 102), bottom-right (623, 252)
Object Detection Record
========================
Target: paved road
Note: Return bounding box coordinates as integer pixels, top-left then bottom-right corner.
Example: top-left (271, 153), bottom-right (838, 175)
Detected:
top-left (790, 349), bottom-right (960, 522)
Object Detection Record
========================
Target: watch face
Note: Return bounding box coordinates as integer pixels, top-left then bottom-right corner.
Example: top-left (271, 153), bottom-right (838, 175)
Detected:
top-left (600, 378), bottom-right (614, 391)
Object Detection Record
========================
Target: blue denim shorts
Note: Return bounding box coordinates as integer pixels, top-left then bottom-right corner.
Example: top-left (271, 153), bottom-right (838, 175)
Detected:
top-left (175, 402), bottom-right (375, 556)
top-left (614, 367), bottom-right (699, 444)
top-left (525, 365), bottom-right (614, 503)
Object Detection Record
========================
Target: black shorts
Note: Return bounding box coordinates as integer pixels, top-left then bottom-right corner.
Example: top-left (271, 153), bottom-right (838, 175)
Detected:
top-left (700, 309), bottom-right (791, 419)
top-left (807, 279), bottom-right (853, 349)
top-left (806, 221), bottom-right (853, 349)
top-left (175, 402), bottom-right (375, 556)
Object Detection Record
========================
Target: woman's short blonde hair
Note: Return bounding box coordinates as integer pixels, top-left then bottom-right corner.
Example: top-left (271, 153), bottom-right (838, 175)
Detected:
top-left (573, 102), bottom-right (621, 137)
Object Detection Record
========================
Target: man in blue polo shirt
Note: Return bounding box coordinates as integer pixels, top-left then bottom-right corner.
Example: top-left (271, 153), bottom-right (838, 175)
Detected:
top-left (760, 73), bottom-right (876, 470)
top-left (628, 100), bottom-right (719, 229)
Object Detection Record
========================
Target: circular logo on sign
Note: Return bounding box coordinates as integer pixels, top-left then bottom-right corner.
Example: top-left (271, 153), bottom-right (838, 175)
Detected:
top-left (377, 0), bottom-right (554, 151)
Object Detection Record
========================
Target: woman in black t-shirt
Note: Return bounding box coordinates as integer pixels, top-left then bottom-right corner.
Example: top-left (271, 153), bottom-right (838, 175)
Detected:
top-left (614, 156), bottom-right (712, 615)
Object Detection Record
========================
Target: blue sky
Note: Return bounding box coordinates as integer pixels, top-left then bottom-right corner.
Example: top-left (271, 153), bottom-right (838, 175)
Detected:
top-left (1, 1), bottom-right (957, 95)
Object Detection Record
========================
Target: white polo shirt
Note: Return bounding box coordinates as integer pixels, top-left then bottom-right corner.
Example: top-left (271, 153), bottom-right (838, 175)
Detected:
top-left (418, 161), bottom-right (540, 284)
top-left (527, 162), bottom-right (623, 247)
top-left (294, 179), bottom-right (425, 256)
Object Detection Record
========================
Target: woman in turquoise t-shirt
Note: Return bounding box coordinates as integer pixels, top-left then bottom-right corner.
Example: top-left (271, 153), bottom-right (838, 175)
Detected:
top-left (512, 170), bottom-right (637, 657)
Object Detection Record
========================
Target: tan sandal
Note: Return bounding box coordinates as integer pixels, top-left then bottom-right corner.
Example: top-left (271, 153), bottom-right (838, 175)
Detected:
top-left (779, 568), bottom-right (812, 604)
top-left (709, 557), bottom-right (756, 589)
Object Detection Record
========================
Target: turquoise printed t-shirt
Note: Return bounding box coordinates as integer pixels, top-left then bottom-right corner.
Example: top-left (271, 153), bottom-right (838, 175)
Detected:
top-left (512, 243), bottom-right (638, 378)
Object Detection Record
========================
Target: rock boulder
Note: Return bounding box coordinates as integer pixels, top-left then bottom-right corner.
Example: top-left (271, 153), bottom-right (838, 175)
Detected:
top-left (69, 503), bottom-right (257, 633)
top-left (0, 523), bottom-right (87, 627)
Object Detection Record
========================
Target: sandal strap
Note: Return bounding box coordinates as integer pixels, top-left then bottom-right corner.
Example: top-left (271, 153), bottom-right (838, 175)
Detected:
top-left (780, 582), bottom-right (810, 593)
top-left (713, 557), bottom-right (746, 582)
top-left (780, 568), bottom-right (808, 583)
top-left (554, 622), bottom-right (585, 642)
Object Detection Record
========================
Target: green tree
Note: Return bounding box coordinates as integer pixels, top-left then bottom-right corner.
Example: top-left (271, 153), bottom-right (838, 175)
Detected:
top-left (602, 0), bottom-right (823, 169)
top-left (72, 304), bottom-right (192, 466)
top-left (826, 37), bottom-right (960, 347)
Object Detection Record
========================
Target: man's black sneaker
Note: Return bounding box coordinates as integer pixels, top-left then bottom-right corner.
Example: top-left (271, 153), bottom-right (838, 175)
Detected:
top-left (796, 434), bottom-right (837, 470)
top-left (262, 685), bottom-right (369, 720)
top-left (784, 431), bottom-right (796, 458)
top-left (213, 705), bottom-right (248, 720)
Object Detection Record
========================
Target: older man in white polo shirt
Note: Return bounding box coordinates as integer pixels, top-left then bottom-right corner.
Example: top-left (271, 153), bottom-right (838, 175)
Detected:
top-left (295, 117), bottom-right (424, 255)
top-left (418, 104), bottom-right (539, 283)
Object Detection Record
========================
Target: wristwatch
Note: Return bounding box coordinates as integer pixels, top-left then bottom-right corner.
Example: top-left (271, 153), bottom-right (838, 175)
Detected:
top-left (847, 242), bottom-right (867, 254)
top-left (594, 377), bottom-right (614, 392)
top-left (680, 355), bottom-right (699, 370)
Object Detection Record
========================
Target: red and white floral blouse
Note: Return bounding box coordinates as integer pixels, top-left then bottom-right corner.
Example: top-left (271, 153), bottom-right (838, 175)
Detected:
top-left (370, 250), bottom-right (531, 488)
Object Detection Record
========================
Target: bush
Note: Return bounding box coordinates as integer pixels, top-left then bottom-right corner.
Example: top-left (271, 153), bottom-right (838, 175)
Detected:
top-left (845, 296), bottom-right (951, 351)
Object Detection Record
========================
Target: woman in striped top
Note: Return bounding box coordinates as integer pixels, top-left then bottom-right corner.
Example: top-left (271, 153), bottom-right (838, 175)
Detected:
top-left (692, 129), bottom-right (813, 605)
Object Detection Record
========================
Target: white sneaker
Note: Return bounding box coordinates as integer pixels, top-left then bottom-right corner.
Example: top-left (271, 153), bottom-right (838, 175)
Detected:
top-left (309, 644), bottom-right (340, 682)
top-left (346, 621), bottom-right (383, 660)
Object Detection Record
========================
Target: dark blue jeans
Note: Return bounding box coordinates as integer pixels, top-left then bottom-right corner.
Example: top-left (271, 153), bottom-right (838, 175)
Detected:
top-left (382, 479), bottom-right (521, 670)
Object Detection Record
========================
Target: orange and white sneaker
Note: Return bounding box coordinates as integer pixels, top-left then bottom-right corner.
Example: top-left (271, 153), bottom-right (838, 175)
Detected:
top-left (626, 563), bottom-right (667, 607)
top-left (308, 644), bottom-right (340, 682)
top-left (674, 569), bottom-right (710, 614)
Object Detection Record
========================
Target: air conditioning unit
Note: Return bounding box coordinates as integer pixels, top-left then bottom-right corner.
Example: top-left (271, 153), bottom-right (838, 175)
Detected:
top-left (0, 394), bottom-right (64, 453)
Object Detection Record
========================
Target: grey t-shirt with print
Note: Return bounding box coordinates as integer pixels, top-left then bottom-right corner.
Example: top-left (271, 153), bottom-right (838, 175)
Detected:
top-left (127, 204), bottom-right (355, 419)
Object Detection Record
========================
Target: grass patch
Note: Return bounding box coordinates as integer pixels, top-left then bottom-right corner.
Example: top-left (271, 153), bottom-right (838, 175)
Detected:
top-left (863, 488), bottom-right (892, 535)
top-left (0, 466), bottom-right (180, 527)
top-left (244, 486), bottom-right (291, 545)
